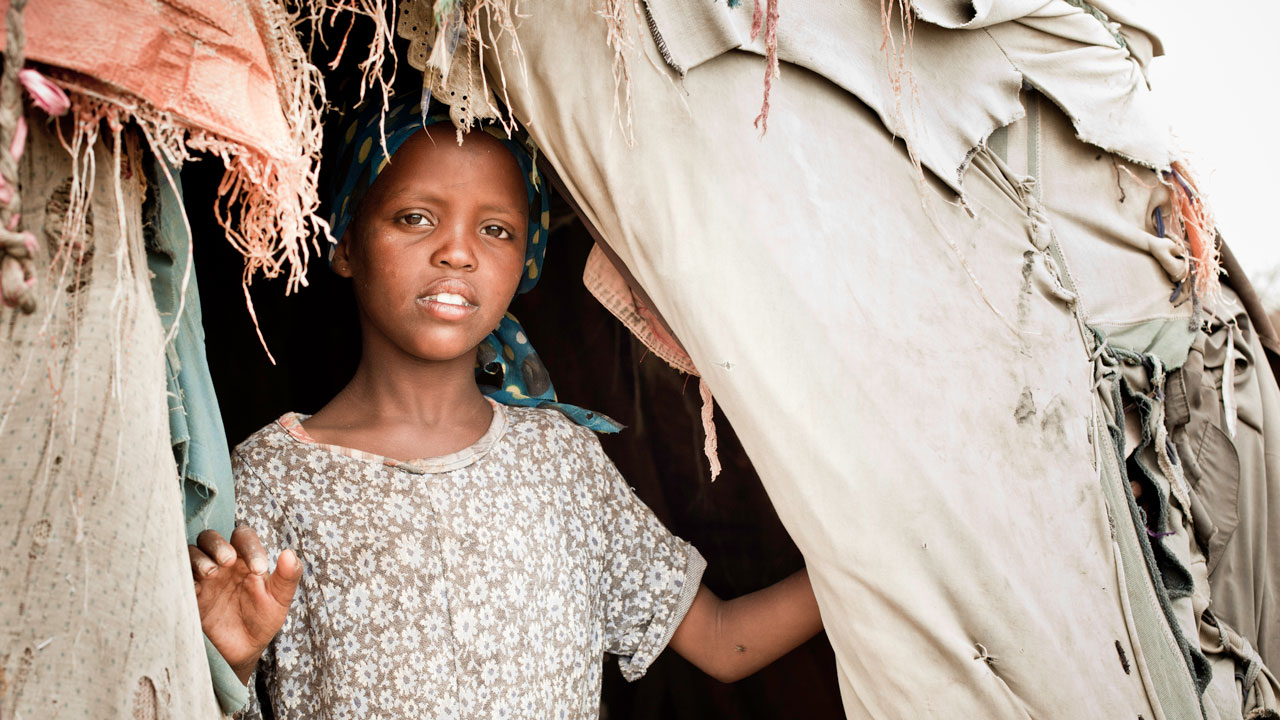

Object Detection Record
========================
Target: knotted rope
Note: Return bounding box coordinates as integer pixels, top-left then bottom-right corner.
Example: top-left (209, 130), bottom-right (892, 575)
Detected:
top-left (0, 0), bottom-right (35, 314)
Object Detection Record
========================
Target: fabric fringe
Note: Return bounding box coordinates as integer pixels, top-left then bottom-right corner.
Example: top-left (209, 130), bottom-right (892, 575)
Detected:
top-left (306, 0), bottom-right (398, 129)
top-left (750, 0), bottom-right (780, 133)
top-left (399, 0), bottom-right (507, 135)
top-left (1163, 160), bottom-right (1222, 307)
top-left (699, 377), bottom-right (722, 481)
top-left (53, 47), bottom-right (327, 359)
top-left (595, 0), bottom-right (643, 145)
top-left (394, 0), bottom-right (528, 139)
top-left (12, 0), bottom-right (337, 360)
top-left (878, 0), bottom-right (924, 180)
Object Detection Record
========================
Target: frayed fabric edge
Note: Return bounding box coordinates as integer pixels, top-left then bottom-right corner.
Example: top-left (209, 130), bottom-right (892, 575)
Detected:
top-left (54, 73), bottom-right (329, 360)
top-left (699, 377), bottom-right (722, 481)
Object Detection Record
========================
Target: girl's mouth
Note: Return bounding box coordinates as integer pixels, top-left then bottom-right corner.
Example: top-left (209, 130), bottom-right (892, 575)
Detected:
top-left (416, 292), bottom-right (478, 320)
top-left (419, 292), bottom-right (476, 308)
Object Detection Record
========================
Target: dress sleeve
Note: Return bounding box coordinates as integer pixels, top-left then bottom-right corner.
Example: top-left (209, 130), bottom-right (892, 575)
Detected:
top-left (232, 445), bottom-right (312, 719)
top-left (590, 436), bottom-right (706, 681)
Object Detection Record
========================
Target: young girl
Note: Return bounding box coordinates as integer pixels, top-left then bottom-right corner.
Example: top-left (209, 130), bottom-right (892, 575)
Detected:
top-left (189, 99), bottom-right (823, 719)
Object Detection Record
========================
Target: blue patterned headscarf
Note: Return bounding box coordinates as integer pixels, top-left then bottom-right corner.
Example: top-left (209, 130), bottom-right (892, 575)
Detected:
top-left (328, 97), bottom-right (620, 433)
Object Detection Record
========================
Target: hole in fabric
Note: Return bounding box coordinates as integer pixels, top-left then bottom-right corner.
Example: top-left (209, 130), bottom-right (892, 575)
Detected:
top-left (28, 519), bottom-right (51, 559)
top-left (132, 676), bottom-right (158, 720)
top-left (43, 177), bottom-right (96, 294)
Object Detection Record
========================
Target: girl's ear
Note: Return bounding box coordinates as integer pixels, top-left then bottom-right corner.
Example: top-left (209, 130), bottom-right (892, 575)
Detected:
top-left (332, 233), bottom-right (356, 278)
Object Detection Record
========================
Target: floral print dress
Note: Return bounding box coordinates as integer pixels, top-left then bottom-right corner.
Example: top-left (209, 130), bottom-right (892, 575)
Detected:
top-left (233, 401), bottom-right (705, 720)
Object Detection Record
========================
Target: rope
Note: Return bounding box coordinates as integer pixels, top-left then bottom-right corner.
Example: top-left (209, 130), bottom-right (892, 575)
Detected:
top-left (0, 0), bottom-right (34, 314)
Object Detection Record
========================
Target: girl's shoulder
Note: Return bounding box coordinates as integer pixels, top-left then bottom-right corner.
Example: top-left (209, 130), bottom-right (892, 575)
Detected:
top-left (497, 404), bottom-right (615, 479)
top-left (231, 413), bottom-right (341, 495)
top-left (233, 413), bottom-right (309, 460)
top-left (232, 413), bottom-right (366, 515)
top-left (500, 404), bottom-right (602, 448)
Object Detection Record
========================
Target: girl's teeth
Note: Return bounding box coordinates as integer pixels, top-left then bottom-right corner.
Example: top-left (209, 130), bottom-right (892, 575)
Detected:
top-left (425, 293), bottom-right (473, 307)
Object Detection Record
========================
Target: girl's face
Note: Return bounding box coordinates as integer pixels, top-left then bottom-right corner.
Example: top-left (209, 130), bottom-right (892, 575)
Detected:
top-left (334, 127), bottom-right (529, 366)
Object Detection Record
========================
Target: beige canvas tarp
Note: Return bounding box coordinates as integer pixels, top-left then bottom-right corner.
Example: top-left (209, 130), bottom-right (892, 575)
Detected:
top-left (474, 1), bottom-right (1279, 717)
top-left (0, 116), bottom-right (223, 719)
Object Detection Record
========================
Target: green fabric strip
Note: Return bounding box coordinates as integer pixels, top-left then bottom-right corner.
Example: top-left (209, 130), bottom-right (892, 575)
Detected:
top-left (987, 125), bottom-right (1009, 163)
top-left (1094, 389), bottom-right (1205, 720)
top-left (1026, 94), bottom-right (1042, 202)
top-left (1090, 317), bottom-right (1199, 371)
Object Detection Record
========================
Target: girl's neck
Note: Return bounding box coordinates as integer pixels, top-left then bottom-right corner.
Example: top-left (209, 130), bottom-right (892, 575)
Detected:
top-left (310, 330), bottom-right (491, 435)
top-left (341, 354), bottom-right (488, 427)
top-left (303, 349), bottom-right (495, 462)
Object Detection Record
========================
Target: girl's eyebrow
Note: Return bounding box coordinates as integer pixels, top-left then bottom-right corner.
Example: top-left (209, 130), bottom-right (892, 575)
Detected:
top-left (381, 189), bottom-right (523, 216)
top-left (477, 202), bottom-right (524, 216)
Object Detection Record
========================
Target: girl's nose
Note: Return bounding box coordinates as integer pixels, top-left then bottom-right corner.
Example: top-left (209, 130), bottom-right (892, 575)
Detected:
top-left (430, 223), bottom-right (477, 270)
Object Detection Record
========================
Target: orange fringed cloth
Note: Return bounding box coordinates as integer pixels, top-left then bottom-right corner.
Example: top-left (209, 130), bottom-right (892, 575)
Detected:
top-left (0, 0), bottom-right (329, 294)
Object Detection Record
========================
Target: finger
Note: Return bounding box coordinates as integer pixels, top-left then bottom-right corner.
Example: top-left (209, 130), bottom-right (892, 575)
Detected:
top-left (265, 548), bottom-right (303, 609)
top-left (230, 525), bottom-right (269, 576)
top-left (197, 529), bottom-right (237, 567)
top-left (188, 545), bottom-right (220, 579)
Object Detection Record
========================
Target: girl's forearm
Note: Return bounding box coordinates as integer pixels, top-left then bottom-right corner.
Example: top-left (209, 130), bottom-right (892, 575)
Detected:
top-left (670, 569), bottom-right (823, 683)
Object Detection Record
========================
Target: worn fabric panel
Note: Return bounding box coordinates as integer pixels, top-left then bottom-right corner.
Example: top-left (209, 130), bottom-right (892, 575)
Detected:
top-left (482, 5), bottom-right (1193, 716)
top-left (985, 3), bottom-right (1172, 173)
top-left (644, 0), bottom-right (1025, 191)
top-left (1021, 90), bottom-right (1280, 706)
top-left (2, 0), bottom-right (293, 158)
top-left (508, 218), bottom-right (846, 718)
top-left (1167, 289), bottom-right (1280, 671)
top-left (0, 116), bottom-right (222, 719)
top-left (1001, 91), bottom-right (1194, 362)
top-left (642, 0), bottom-right (1169, 193)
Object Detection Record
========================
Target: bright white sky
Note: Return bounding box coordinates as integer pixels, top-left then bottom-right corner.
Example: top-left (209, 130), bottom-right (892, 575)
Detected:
top-left (1147, 1), bottom-right (1280, 305)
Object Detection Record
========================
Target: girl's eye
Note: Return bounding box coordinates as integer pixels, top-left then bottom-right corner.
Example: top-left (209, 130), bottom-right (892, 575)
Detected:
top-left (401, 213), bottom-right (430, 227)
top-left (481, 224), bottom-right (512, 239)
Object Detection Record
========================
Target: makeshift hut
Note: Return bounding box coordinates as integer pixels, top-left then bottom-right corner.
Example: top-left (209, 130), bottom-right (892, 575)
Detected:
top-left (2, 1), bottom-right (1278, 719)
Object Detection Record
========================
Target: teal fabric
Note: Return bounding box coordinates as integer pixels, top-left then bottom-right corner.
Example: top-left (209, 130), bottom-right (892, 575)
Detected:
top-left (203, 635), bottom-right (249, 714)
top-left (146, 161), bottom-right (236, 544)
top-left (328, 97), bottom-right (620, 432)
top-left (145, 160), bottom-right (248, 716)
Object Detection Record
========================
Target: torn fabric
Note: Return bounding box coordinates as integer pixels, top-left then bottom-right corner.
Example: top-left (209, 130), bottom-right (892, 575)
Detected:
top-left (1, 0), bottom-right (330, 295)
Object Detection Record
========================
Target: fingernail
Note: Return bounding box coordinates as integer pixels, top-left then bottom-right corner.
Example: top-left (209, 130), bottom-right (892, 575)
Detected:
top-left (202, 565), bottom-right (218, 577)
top-left (249, 557), bottom-right (268, 575)
top-left (218, 552), bottom-right (235, 565)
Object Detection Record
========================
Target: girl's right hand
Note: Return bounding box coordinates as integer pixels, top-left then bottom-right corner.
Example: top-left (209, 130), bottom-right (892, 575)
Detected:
top-left (188, 527), bottom-right (301, 685)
